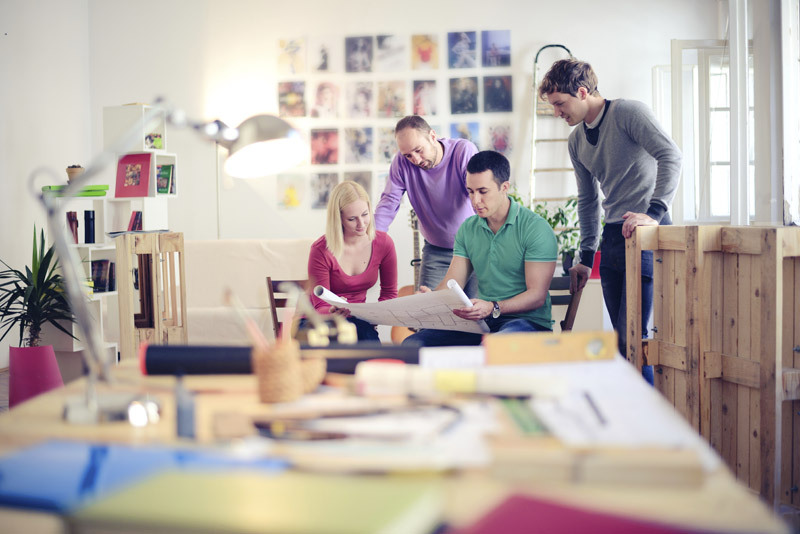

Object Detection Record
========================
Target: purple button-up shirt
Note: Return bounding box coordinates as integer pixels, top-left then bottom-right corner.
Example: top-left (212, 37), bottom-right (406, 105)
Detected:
top-left (374, 137), bottom-right (478, 249)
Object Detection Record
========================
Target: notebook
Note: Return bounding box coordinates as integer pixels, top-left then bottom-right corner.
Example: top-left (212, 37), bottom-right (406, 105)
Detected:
top-left (71, 471), bottom-right (444, 534)
top-left (0, 440), bottom-right (287, 513)
top-left (452, 493), bottom-right (719, 534)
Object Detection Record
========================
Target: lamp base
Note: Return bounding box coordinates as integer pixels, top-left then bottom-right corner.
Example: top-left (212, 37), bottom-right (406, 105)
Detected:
top-left (62, 392), bottom-right (160, 425)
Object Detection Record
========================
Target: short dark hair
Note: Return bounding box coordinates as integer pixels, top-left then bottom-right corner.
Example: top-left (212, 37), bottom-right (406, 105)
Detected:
top-left (467, 150), bottom-right (510, 187)
top-left (394, 115), bottom-right (432, 135)
top-left (539, 58), bottom-right (599, 99)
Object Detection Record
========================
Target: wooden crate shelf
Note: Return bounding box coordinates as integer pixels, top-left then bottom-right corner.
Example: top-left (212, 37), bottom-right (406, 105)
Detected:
top-left (626, 225), bottom-right (800, 508)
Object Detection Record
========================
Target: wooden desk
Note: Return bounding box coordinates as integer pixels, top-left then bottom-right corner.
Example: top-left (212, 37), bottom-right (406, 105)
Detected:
top-left (0, 360), bottom-right (788, 533)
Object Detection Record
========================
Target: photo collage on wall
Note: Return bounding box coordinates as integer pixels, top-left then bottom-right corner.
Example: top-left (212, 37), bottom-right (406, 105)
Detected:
top-left (275, 30), bottom-right (513, 210)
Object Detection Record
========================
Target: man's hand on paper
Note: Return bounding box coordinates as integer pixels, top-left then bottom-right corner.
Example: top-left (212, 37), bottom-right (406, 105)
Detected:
top-left (453, 299), bottom-right (493, 321)
top-left (417, 286), bottom-right (432, 294)
top-left (329, 305), bottom-right (351, 317)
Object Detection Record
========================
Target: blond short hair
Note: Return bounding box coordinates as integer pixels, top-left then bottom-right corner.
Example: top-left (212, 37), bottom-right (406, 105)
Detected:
top-left (325, 180), bottom-right (375, 258)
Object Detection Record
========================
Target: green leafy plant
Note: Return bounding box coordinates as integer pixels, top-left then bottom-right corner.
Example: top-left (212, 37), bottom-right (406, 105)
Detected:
top-left (509, 189), bottom-right (580, 275)
top-left (0, 227), bottom-right (76, 347)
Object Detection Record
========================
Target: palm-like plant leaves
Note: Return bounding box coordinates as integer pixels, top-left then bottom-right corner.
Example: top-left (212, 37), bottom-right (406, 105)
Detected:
top-left (0, 227), bottom-right (76, 347)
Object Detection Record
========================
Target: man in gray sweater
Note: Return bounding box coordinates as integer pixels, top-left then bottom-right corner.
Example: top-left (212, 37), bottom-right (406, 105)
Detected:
top-left (539, 59), bottom-right (682, 373)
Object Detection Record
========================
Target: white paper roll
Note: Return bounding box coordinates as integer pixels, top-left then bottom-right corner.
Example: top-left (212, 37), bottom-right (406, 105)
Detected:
top-left (313, 285), bottom-right (348, 304)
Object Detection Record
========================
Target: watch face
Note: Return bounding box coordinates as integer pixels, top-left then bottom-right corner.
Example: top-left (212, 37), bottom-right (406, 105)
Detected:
top-left (492, 302), bottom-right (501, 318)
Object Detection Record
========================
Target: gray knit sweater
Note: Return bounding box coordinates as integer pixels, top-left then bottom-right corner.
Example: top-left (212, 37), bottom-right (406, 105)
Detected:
top-left (568, 99), bottom-right (682, 260)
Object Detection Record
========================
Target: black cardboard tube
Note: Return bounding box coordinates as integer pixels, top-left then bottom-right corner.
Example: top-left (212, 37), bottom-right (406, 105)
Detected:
top-left (139, 343), bottom-right (420, 375)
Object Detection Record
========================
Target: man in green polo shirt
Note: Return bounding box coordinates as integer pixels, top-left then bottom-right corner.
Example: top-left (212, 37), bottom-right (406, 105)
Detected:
top-left (403, 150), bottom-right (557, 346)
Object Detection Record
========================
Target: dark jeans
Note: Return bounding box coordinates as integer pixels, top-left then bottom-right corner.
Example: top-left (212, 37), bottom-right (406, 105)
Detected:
top-left (402, 315), bottom-right (551, 347)
top-left (299, 316), bottom-right (379, 342)
top-left (599, 222), bottom-right (662, 384)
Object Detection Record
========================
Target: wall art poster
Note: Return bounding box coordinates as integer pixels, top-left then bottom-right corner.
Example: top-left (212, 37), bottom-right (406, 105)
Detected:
top-left (345, 36), bottom-right (373, 73)
top-left (344, 171), bottom-right (372, 199)
top-left (308, 35), bottom-right (341, 73)
top-left (346, 81), bottom-right (374, 118)
top-left (310, 81), bottom-right (339, 118)
top-left (448, 31), bottom-right (477, 69)
top-left (377, 80), bottom-right (406, 118)
top-left (278, 37), bottom-right (306, 74)
top-left (488, 124), bottom-right (513, 157)
top-left (277, 174), bottom-right (306, 209)
top-left (345, 127), bottom-right (374, 164)
top-left (481, 30), bottom-right (511, 67)
top-left (412, 80), bottom-right (437, 116)
top-left (484, 75), bottom-right (512, 112)
top-left (411, 34), bottom-right (438, 70)
top-left (376, 128), bottom-right (398, 165)
top-left (310, 129), bottom-right (339, 165)
top-left (450, 122), bottom-right (480, 148)
top-left (278, 81), bottom-right (306, 117)
top-left (375, 34), bottom-right (406, 72)
top-left (449, 77), bottom-right (478, 114)
top-left (311, 173), bottom-right (339, 209)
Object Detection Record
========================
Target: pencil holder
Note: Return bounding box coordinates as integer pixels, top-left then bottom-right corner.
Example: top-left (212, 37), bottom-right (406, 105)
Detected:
top-left (300, 357), bottom-right (326, 393)
top-left (252, 340), bottom-right (304, 403)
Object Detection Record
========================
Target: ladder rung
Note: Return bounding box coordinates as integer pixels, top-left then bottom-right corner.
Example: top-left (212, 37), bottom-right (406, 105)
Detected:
top-left (534, 167), bottom-right (573, 173)
top-left (535, 138), bottom-right (568, 143)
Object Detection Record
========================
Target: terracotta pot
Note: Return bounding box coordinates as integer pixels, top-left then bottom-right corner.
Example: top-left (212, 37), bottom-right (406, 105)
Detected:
top-left (9, 345), bottom-right (63, 408)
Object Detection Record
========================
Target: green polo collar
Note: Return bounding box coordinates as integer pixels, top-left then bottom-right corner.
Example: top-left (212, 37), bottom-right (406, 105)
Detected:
top-left (479, 196), bottom-right (519, 232)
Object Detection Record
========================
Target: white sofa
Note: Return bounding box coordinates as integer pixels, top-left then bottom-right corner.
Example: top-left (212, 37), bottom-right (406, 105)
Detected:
top-left (183, 239), bottom-right (314, 345)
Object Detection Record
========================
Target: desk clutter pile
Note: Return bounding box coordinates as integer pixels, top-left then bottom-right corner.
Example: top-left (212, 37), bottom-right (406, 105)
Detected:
top-left (0, 331), bottom-right (790, 533)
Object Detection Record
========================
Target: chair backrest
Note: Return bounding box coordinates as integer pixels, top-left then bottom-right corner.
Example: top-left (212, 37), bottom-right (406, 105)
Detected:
top-left (549, 275), bottom-right (583, 332)
top-left (267, 277), bottom-right (308, 340)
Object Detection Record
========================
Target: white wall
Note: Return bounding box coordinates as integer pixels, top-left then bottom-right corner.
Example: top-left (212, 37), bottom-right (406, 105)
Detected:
top-left (0, 0), bottom-right (92, 367)
top-left (0, 0), bottom-right (720, 367)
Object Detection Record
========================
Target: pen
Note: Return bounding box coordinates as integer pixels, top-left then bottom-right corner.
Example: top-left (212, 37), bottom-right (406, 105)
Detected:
top-left (583, 391), bottom-right (607, 427)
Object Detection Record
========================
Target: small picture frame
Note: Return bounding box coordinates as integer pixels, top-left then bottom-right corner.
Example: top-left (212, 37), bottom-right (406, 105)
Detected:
top-left (115, 153), bottom-right (152, 198)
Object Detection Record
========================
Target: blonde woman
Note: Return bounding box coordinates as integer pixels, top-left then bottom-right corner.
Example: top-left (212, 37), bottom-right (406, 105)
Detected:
top-left (307, 181), bottom-right (397, 340)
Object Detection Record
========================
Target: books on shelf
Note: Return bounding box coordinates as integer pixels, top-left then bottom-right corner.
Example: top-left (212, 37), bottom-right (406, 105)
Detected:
top-left (91, 260), bottom-right (112, 293)
top-left (108, 262), bottom-right (116, 292)
top-left (115, 153), bottom-right (152, 198)
top-left (156, 164), bottom-right (174, 194)
top-left (127, 211), bottom-right (143, 231)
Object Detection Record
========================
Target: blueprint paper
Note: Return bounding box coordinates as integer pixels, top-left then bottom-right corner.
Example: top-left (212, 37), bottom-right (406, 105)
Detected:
top-left (313, 279), bottom-right (489, 334)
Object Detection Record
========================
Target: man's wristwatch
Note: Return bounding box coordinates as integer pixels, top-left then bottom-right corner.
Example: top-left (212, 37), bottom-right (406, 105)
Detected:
top-left (491, 301), bottom-right (501, 319)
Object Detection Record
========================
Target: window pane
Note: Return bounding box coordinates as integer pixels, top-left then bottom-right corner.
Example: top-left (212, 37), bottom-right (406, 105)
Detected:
top-left (708, 70), bottom-right (728, 108)
top-left (710, 110), bottom-right (730, 162)
top-left (710, 165), bottom-right (730, 217)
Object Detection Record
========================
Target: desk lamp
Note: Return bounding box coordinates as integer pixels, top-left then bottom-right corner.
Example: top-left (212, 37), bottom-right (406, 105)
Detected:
top-left (31, 98), bottom-right (306, 424)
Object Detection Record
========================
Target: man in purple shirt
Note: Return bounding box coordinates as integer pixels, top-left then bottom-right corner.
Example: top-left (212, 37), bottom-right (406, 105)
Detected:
top-left (374, 116), bottom-right (478, 295)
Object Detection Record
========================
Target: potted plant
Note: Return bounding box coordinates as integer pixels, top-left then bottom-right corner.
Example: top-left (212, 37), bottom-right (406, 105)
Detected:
top-left (0, 227), bottom-right (75, 407)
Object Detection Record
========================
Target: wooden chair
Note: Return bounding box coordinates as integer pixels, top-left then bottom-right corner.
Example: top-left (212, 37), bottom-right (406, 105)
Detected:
top-left (549, 275), bottom-right (583, 332)
top-left (266, 276), bottom-right (308, 340)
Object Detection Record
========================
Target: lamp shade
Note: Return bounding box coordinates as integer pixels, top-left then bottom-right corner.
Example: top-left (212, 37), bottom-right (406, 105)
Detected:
top-left (221, 115), bottom-right (306, 179)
